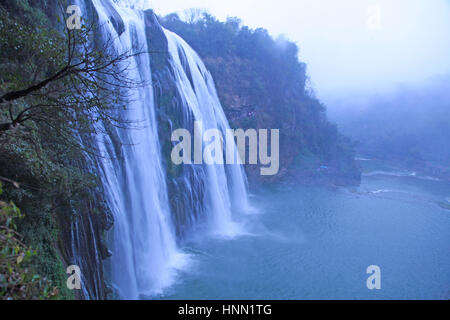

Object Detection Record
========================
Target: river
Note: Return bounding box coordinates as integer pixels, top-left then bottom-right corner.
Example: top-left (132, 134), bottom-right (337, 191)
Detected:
top-left (160, 158), bottom-right (450, 300)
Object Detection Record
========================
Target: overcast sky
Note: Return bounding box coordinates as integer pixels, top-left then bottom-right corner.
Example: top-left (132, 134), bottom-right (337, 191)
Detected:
top-left (141, 0), bottom-right (450, 105)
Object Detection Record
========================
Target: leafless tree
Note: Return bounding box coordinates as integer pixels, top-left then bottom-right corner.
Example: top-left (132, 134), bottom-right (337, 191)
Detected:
top-left (183, 8), bottom-right (207, 24)
top-left (0, 8), bottom-right (146, 138)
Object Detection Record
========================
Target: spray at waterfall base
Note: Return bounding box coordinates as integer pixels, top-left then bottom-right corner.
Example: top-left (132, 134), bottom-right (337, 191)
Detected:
top-left (171, 121), bottom-right (280, 176)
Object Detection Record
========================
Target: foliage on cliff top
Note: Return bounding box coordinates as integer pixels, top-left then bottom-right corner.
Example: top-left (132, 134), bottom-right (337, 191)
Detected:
top-left (161, 11), bottom-right (360, 184)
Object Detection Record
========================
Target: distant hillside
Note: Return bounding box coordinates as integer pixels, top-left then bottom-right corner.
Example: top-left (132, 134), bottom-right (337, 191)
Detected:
top-left (161, 12), bottom-right (361, 186)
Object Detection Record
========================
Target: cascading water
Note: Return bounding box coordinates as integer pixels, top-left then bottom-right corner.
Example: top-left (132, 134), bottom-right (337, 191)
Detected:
top-left (88, 0), bottom-right (185, 299)
top-left (163, 29), bottom-right (251, 235)
top-left (81, 0), bottom-right (250, 299)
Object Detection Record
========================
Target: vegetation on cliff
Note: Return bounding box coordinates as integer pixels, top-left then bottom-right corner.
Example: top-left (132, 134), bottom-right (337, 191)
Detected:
top-left (0, 0), bottom-right (132, 299)
top-left (161, 11), bottom-right (360, 185)
top-left (0, 181), bottom-right (62, 299)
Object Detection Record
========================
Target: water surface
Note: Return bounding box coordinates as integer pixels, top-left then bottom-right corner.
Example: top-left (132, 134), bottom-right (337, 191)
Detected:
top-left (161, 160), bottom-right (450, 299)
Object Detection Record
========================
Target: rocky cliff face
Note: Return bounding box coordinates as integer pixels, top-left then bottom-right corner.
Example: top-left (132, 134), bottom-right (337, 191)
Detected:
top-left (160, 14), bottom-right (361, 187)
top-left (55, 155), bottom-right (114, 300)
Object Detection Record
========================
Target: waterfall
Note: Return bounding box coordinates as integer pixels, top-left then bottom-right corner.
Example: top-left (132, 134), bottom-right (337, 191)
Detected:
top-left (82, 0), bottom-right (250, 299)
top-left (163, 29), bottom-right (250, 235)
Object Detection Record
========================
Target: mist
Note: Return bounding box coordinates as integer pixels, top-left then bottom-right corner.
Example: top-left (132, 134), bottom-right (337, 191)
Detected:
top-left (147, 0), bottom-right (450, 171)
top-left (331, 74), bottom-right (450, 164)
top-left (147, 0), bottom-right (450, 106)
